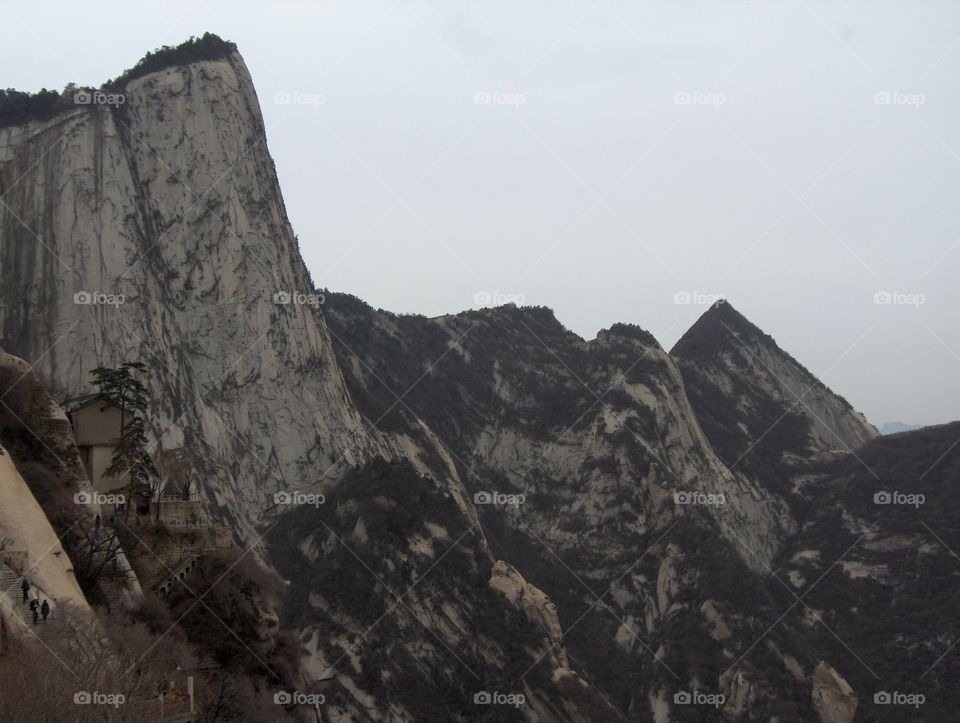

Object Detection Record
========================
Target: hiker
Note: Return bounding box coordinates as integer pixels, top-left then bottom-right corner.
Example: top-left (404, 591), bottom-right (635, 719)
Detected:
top-left (30, 597), bottom-right (39, 625)
top-left (20, 577), bottom-right (29, 602)
top-left (94, 514), bottom-right (102, 539)
top-left (41, 600), bottom-right (50, 622)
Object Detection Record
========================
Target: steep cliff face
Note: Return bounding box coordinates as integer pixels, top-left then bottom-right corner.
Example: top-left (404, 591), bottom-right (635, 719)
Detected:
top-left (0, 52), bottom-right (382, 539)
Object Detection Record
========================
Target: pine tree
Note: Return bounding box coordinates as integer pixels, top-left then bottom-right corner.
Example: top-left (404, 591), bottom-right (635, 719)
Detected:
top-left (89, 362), bottom-right (158, 517)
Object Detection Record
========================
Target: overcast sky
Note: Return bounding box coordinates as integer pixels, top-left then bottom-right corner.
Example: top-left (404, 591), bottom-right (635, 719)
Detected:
top-left (3, 1), bottom-right (958, 426)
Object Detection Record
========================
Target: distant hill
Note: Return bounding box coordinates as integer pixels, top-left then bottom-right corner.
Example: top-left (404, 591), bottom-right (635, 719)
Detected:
top-left (880, 421), bottom-right (923, 435)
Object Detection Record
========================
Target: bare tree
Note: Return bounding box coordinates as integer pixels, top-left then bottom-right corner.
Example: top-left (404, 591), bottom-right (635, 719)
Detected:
top-left (52, 503), bottom-right (130, 597)
top-left (0, 566), bottom-right (300, 722)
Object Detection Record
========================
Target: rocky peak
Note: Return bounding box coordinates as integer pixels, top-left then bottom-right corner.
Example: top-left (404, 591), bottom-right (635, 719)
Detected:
top-left (489, 559), bottom-right (569, 669)
top-left (671, 301), bottom-right (877, 494)
top-left (0, 42), bottom-right (383, 542)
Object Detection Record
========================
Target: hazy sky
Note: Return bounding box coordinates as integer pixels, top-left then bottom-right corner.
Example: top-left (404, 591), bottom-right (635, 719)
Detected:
top-left (3, 1), bottom-right (958, 426)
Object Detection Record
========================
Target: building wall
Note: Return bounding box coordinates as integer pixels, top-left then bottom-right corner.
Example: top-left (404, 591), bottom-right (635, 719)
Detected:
top-left (149, 499), bottom-right (207, 525)
top-left (128, 526), bottom-right (234, 587)
top-left (89, 445), bottom-right (129, 493)
top-left (71, 402), bottom-right (123, 446)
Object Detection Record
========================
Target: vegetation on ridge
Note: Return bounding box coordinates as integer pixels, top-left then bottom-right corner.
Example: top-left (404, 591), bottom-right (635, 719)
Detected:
top-left (0, 33), bottom-right (235, 128)
top-left (105, 32), bottom-right (236, 89)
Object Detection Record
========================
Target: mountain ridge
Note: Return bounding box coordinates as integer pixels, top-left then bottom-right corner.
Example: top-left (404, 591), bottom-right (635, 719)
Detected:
top-left (3, 36), bottom-right (951, 723)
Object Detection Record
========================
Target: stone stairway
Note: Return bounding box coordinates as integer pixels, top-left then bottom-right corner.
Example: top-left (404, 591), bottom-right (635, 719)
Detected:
top-left (0, 563), bottom-right (52, 632)
top-left (154, 554), bottom-right (200, 595)
top-left (98, 577), bottom-right (126, 616)
top-left (1, 564), bottom-right (33, 628)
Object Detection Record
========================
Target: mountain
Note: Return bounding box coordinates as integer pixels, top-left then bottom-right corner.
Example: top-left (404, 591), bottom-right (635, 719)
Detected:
top-left (671, 301), bottom-right (878, 500)
top-left (319, 294), bottom-right (806, 717)
top-left (1, 35), bottom-right (956, 722)
top-left (0, 36), bottom-right (382, 543)
top-left (879, 421), bottom-right (923, 435)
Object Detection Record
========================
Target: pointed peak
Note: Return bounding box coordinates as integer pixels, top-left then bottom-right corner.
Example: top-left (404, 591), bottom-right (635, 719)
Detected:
top-left (671, 300), bottom-right (768, 357)
top-left (671, 301), bottom-right (826, 402)
top-left (700, 299), bottom-right (761, 332)
top-left (671, 300), bottom-right (878, 466)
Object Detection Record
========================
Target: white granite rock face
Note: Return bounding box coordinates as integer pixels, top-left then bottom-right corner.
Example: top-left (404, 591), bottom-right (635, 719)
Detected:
top-left (0, 54), bottom-right (384, 541)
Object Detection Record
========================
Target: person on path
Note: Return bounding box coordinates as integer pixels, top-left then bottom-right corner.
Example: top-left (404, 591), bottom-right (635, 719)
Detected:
top-left (41, 600), bottom-right (50, 622)
top-left (29, 597), bottom-right (39, 625)
top-left (20, 577), bottom-right (29, 602)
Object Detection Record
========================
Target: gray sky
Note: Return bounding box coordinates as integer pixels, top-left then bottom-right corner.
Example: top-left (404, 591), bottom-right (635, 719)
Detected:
top-left (3, 1), bottom-right (958, 426)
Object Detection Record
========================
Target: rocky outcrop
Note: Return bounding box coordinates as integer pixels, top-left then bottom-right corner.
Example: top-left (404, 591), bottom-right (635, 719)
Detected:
top-left (722, 666), bottom-right (765, 719)
top-left (655, 544), bottom-right (686, 620)
top-left (811, 661), bottom-right (857, 723)
top-left (700, 599), bottom-right (732, 641)
top-left (490, 559), bottom-right (568, 668)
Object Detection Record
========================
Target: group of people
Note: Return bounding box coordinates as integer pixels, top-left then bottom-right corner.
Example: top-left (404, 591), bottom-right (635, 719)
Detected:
top-left (19, 577), bottom-right (50, 625)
